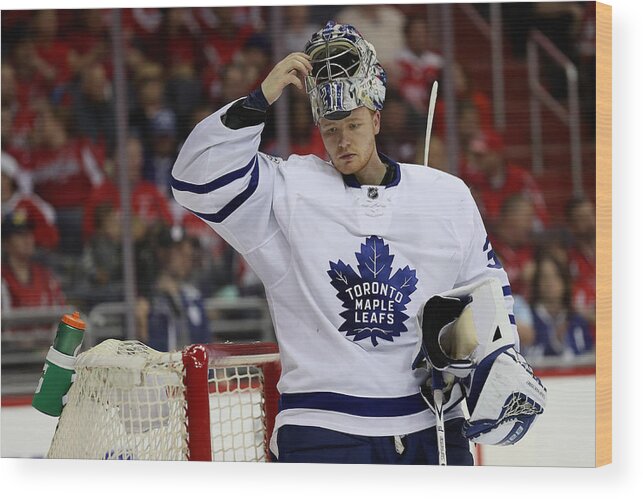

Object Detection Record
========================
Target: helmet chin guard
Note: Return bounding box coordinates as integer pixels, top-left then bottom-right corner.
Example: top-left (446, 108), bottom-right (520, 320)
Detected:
top-left (304, 21), bottom-right (387, 124)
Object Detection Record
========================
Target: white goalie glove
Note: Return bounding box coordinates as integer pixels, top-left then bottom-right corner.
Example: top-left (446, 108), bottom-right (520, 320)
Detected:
top-left (461, 346), bottom-right (546, 445)
top-left (416, 278), bottom-right (547, 445)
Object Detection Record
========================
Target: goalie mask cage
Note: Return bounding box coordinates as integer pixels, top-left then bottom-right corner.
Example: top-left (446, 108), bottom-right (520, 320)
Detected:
top-left (47, 339), bottom-right (280, 461)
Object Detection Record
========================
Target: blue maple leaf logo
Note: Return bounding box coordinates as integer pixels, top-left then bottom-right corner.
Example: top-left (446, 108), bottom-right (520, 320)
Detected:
top-left (327, 236), bottom-right (418, 347)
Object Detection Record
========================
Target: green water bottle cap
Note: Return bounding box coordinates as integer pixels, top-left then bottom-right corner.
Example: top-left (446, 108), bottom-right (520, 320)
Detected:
top-left (61, 311), bottom-right (85, 330)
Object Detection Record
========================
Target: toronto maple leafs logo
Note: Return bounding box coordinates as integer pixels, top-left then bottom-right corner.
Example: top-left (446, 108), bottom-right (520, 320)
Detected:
top-left (327, 236), bottom-right (418, 347)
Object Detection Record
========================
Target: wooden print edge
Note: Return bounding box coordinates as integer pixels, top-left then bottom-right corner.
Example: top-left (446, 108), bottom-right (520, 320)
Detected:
top-left (595, 0), bottom-right (612, 467)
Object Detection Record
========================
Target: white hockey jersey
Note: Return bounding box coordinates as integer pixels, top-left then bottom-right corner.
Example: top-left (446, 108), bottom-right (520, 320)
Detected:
top-left (171, 99), bottom-right (517, 447)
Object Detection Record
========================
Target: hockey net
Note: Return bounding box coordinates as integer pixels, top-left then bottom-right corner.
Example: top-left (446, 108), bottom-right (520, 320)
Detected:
top-left (47, 339), bottom-right (280, 461)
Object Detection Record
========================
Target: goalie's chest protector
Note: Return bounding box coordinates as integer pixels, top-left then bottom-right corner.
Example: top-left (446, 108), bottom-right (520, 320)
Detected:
top-left (269, 158), bottom-right (468, 398)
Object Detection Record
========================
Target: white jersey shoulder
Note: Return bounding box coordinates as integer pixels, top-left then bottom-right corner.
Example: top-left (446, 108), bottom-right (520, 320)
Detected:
top-left (401, 162), bottom-right (469, 191)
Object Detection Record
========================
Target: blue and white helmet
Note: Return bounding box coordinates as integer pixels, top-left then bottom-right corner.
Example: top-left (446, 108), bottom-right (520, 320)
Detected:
top-left (304, 21), bottom-right (387, 124)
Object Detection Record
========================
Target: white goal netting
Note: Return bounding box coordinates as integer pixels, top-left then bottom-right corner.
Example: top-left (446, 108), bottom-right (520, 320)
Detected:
top-left (209, 365), bottom-right (268, 462)
top-left (47, 339), bottom-right (277, 461)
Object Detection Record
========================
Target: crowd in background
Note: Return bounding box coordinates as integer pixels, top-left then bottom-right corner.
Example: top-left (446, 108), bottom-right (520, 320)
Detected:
top-left (1, 4), bottom-right (596, 363)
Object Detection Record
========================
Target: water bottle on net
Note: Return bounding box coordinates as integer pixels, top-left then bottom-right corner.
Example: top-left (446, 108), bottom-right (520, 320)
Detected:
top-left (32, 311), bottom-right (85, 416)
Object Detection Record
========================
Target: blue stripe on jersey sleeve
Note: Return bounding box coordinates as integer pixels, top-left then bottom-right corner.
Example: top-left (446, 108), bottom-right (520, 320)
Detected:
top-left (171, 155), bottom-right (257, 193)
top-left (502, 285), bottom-right (512, 296)
top-left (279, 391), bottom-right (427, 418)
top-left (509, 314), bottom-right (516, 325)
top-left (188, 157), bottom-right (260, 223)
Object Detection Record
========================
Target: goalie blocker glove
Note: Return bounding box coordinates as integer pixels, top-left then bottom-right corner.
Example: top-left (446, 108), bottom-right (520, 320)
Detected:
top-left (416, 278), bottom-right (547, 445)
top-left (462, 346), bottom-right (546, 445)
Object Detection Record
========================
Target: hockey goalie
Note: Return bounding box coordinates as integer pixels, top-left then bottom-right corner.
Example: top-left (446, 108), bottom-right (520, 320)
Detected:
top-left (415, 278), bottom-right (547, 450)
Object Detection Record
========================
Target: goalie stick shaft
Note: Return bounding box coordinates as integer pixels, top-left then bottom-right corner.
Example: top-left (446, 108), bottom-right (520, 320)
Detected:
top-left (423, 81), bottom-right (439, 167)
top-left (433, 372), bottom-right (448, 466)
top-left (422, 82), bottom-right (447, 465)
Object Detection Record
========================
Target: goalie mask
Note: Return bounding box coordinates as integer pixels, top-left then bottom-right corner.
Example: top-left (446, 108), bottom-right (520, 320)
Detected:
top-left (304, 21), bottom-right (387, 124)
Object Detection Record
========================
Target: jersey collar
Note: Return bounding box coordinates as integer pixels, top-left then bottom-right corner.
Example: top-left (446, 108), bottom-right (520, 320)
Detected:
top-left (341, 153), bottom-right (401, 189)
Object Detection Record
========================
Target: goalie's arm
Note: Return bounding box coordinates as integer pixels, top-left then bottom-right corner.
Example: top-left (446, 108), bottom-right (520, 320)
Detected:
top-left (454, 189), bottom-right (520, 348)
top-left (171, 96), bottom-right (268, 236)
top-left (170, 92), bottom-right (290, 287)
top-left (171, 53), bottom-right (311, 259)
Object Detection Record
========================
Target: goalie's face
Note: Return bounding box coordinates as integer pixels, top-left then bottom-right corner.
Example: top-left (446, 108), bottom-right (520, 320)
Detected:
top-left (319, 107), bottom-right (381, 178)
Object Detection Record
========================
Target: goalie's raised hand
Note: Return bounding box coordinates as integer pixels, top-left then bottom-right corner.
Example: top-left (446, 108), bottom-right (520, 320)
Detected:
top-left (261, 52), bottom-right (312, 105)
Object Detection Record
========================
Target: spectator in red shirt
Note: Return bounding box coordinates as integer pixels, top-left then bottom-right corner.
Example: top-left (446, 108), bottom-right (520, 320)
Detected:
top-left (2, 58), bottom-right (41, 167)
top-left (1, 151), bottom-right (59, 250)
top-left (137, 8), bottom-right (199, 69)
top-left (1, 210), bottom-right (65, 311)
top-left (202, 7), bottom-right (254, 75)
top-left (489, 194), bottom-right (536, 299)
top-left (457, 100), bottom-right (484, 159)
top-left (453, 64), bottom-right (494, 132)
top-left (566, 196), bottom-right (596, 331)
top-left (466, 129), bottom-right (549, 229)
top-left (30, 10), bottom-right (75, 94)
top-left (66, 9), bottom-right (111, 77)
top-left (82, 136), bottom-right (173, 241)
top-left (434, 66), bottom-right (494, 144)
top-left (26, 107), bottom-right (105, 252)
top-left (393, 17), bottom-right (443, 115)
top-left (27, 107), bottom-right (105, 209)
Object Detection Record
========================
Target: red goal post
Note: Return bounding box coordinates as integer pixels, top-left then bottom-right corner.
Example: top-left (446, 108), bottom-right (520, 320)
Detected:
top-left (47, 339), bottom-right (281, 462)
top-left (183, 342), bottom-right (281, 461)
